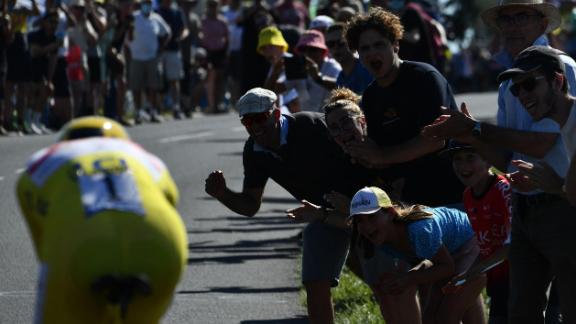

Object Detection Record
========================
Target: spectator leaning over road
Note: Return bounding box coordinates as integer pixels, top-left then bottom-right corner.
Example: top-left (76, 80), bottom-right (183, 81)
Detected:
top-left (495, 48), bottom-right (576, 322)
top-left (421, 45), bottom-right (576, 324)
top-left (157, 0), bottom-right (188, 119)
top-left (440, 142), bottom-right (512, 324)
top-left (348, 186), bottom-right (483, 324)
top-left (320, 89), bottom-right (423, 324)
top-left (295, 29), bottom-right (342, 112)
top-left (16, 116), bottom-right (188, 324)
top-left (313, 22), bottom-right (373, 95)
top-left (205, 87), bottom-right (372, 324)
top-left (128, 0), bottom-right (171, 124)
top-left (344, 7), bottom-right (464, 207)
top-left (200, 0), bottom-right (229, 113)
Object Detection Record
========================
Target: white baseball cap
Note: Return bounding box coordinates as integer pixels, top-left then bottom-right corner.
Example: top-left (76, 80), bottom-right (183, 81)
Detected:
top-left (237, 87), bottom-right (278, 117)
top-left (349, 187), bottom-right (393, 219)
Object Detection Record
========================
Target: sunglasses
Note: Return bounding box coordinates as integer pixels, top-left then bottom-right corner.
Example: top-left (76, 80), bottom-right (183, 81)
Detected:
top-left (495, 13), bottom-right (542, 29)
top-left (326, 40), bottom-right (346, 49)
top-left (240, 111), bottom-right (272, 127)
top-left (509, 75), bottom-right (545, 97)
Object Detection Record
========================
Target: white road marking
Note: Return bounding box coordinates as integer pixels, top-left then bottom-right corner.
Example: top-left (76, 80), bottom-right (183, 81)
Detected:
top-left (159, 132), bottom-right (213, 144)
top-left (0, 176), bottom-right (4, 181)
top-left (232, 127), bottom-right (245, 132)
top-left (15, 168), bottom-right (25, 174)
top-left (0, 290), bottom-right (36, 297)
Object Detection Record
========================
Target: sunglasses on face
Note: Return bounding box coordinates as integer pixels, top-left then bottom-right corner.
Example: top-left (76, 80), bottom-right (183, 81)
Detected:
top-left (326, 40), bottom-right (346, 49)
top-left (509, 75), bottom-right (545, 97)
top-left (240, 111), bottom-right (272, 127)
top-left (495, 12), bottom-right (542, 28)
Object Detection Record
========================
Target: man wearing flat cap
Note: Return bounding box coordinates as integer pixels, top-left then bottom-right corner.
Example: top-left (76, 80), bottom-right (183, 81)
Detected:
top-left (422, 1), bottom-right (576, 322)
top-left (205, 87), bottom-right (371, 323)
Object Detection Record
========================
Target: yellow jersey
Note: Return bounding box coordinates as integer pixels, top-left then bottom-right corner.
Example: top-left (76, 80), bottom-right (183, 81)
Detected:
top-left (16, 137), bottom-right (188, 324)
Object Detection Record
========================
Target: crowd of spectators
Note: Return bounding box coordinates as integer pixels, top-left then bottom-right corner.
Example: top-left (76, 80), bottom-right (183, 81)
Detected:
top-left (0, 0), bottom-right (517, 137)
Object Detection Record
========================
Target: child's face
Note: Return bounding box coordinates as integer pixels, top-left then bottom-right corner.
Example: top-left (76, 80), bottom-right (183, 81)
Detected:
top-left (452, 150), bottom-right (491, 188)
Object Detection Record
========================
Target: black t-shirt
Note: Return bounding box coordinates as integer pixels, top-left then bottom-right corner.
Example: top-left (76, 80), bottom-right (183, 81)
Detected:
top-left (157, 7), bottom-right (185, 51)
top-left (243, 112), bottom-right (372, 206)
top-left (361, 61), bottom-right (463, 206)
top-left (28, 29), bottom-right (57, 81)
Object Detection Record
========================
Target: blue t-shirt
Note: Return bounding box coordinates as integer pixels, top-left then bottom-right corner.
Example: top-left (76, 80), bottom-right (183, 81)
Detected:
top-left (336, 60), bottom-right (373, 95)
top-left (407, 207), bottom-right (474, 259)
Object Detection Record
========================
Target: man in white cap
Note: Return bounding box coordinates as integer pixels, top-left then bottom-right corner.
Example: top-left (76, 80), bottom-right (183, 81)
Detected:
top-left (205, 87), bottom-right (371, 324)
top-left (422, 1), bottom-right (576, 323)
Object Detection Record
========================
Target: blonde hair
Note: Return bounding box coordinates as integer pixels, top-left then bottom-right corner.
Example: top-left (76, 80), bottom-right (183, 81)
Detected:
top-left (323, 88), bottom-right (363, 116)
top-left (391, 204), bottom-right (433, 222)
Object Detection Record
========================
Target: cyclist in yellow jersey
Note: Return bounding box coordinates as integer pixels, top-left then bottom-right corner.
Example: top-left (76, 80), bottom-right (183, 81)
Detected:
top-left (16, 116), bottom-right (188, 324)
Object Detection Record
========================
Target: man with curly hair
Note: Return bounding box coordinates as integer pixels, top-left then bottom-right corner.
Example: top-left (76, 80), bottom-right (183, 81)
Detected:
top-left (344, 7), bottom-right (463, 208)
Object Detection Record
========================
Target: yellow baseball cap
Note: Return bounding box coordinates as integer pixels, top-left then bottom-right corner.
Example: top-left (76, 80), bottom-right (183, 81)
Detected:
top-left (349, 187), bottom-right (393, 219)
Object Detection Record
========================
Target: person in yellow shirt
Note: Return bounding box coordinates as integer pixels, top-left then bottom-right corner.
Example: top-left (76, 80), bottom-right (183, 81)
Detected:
top-left (16, 116), bottom-right (188, 324)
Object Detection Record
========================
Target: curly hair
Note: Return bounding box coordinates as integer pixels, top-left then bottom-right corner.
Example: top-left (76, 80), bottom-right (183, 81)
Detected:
top-left (323, 88), bottom-right (363, 116)
top-left (344, 7), bottom-right (404, 52)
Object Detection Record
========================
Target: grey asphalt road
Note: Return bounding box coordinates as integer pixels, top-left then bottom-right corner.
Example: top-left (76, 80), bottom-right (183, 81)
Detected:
top-left (0, 91), bottom-right (497, 324)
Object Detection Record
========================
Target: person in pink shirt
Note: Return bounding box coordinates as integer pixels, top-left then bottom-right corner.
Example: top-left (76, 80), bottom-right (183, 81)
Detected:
top-left (201, 0), bottom-right (229, 113)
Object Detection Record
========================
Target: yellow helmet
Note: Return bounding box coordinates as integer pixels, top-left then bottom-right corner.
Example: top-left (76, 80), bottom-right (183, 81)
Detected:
top-left (58, 116), bottom-right (130, 141)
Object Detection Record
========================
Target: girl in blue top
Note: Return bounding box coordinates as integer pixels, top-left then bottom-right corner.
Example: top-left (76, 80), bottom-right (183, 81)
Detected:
top-left (349, 186), bottom-right (486, 324)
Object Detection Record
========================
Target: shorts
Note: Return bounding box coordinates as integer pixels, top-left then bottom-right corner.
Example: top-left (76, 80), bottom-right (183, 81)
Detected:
top-left (360, 245), bottom-right (411, 286)
top-left (129, 58), bottom-right (161, 91)
top-left (301, 221), bottom-right (351, 286)
top-left (88, 56), bottom-right (102, 83)
top-left (53, 57), bottom-right (71, 98)
top-left (206, 48), bottom-right (227, 69)
top-left (6, 32), bottom-right (31, 83)
top-left (161, 51), bottom-right (184, 81)
top-left (34, 210), bottom-right (187, 324)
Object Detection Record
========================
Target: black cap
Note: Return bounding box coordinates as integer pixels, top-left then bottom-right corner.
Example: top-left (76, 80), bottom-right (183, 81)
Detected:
top-left (497, 46), bottom-right (565, 83)
top-left (438, 140), bottom-right (475, 159)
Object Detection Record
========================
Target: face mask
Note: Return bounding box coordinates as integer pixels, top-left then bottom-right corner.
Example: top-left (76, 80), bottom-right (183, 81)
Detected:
top-left (140, 3), bottom-right (151, 15)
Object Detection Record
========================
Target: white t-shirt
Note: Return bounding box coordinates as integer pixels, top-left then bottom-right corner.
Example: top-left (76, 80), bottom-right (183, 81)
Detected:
top-left (300, 57), bottom-right (341, 112)
top-left (561, 101), bottom-right (576, 158)
top-left (129, 11), bottom-right (171, 61)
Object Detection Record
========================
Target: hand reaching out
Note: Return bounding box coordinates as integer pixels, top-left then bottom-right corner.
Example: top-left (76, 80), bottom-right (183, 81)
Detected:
top-left (286, 200), bottom-right (323, 223)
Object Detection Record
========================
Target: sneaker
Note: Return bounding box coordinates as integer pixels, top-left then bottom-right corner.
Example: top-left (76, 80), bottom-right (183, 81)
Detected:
top-left (39, 124), bottom-right (53, 135)
top-left (118, 118), bottom-right (134, 127)
top-left (0, 125), bottom-right (8, 135)
top-left (173, 109), bottom-right (183, 120)
top-left (29, 122), bottom-right (43, 135)
top-left (150, 111), bottom-right (163, 123)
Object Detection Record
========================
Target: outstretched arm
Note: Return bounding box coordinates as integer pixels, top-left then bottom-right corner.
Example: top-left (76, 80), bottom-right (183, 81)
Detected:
top-left (205, 170), bottom-right (264, 217)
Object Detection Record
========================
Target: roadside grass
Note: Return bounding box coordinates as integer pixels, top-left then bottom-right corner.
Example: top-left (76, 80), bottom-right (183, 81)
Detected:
top-left (300, 266), bottom-right (385, 324)
top-left (300, 266), bottom-right (491, 324)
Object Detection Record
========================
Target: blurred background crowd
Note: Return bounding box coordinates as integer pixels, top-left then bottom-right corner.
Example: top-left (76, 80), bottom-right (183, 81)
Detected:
top-left (2, 0), bottom-right (576, 135)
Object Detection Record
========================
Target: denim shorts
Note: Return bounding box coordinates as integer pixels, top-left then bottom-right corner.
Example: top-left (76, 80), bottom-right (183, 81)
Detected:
top-left (301, 221), bottom-right (351, 287)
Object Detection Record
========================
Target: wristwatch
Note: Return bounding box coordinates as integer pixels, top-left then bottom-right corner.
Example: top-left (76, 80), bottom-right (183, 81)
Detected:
top-left (471, 121), bottom-right (482, 137)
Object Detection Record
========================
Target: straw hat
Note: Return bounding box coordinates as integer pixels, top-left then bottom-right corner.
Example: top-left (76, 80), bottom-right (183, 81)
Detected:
top-left (481, 0), bottom-right (561, 33)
